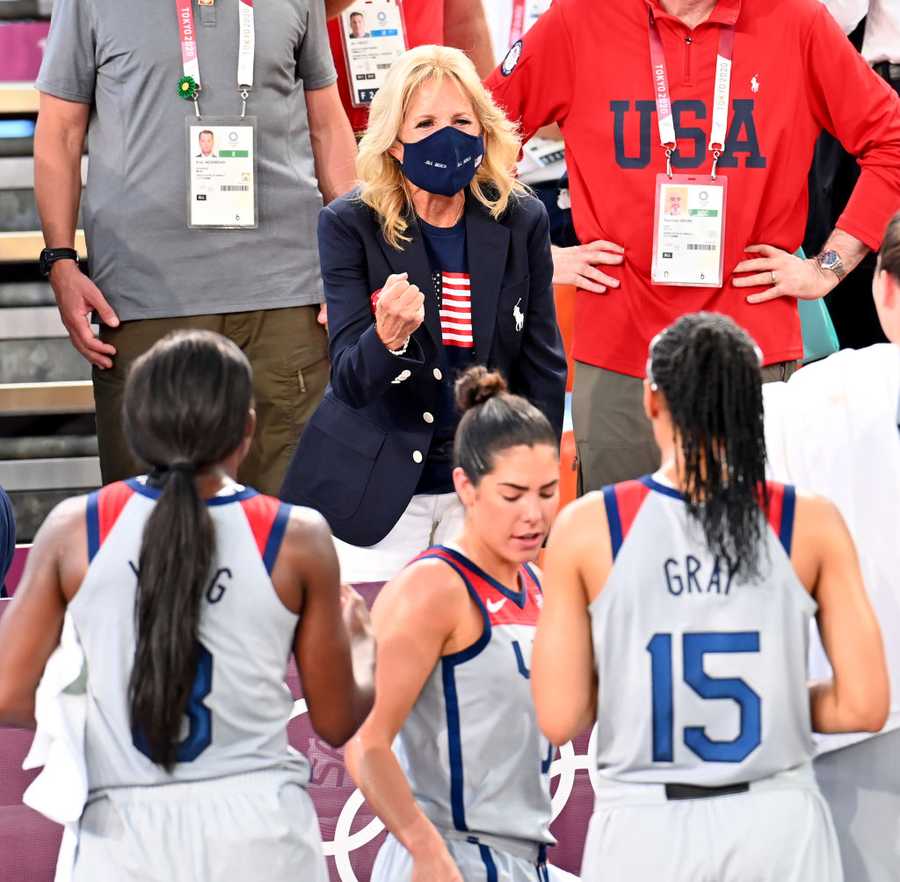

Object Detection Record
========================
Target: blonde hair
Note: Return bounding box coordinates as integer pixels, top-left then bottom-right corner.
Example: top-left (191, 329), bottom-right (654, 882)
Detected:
top-left (356, 45), bottom-right (526, 250)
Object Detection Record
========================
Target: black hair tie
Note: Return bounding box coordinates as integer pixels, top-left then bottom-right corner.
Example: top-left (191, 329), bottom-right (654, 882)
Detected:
top-left (150, 461), bottom-right (197, 480)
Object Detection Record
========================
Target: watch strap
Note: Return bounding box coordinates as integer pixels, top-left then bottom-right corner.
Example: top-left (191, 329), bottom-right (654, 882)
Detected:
top-left (40, 247), bottom-right (79, 276)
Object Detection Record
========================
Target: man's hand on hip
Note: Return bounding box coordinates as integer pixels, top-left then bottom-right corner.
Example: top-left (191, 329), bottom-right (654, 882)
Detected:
top-left (50, 261), bottom-right (120, 369)
top-left (733, 244), bottom-right (838, 304)
top-left (551, 241), bottom-right (625, 294)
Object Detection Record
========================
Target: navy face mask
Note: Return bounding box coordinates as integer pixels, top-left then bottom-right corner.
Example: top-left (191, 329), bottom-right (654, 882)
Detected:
top-left (400, 126), bottom-right (484, 197)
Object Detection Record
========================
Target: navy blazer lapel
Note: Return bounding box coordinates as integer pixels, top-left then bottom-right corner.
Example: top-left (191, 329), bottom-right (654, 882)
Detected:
top-left (465, 195), bottom-right (509, 365)
top-left (376, 212), bottom-right (442, 347)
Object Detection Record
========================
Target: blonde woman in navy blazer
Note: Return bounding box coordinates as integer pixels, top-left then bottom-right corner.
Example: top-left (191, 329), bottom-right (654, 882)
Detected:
top-left (281, 46), bottom-right (566, 582)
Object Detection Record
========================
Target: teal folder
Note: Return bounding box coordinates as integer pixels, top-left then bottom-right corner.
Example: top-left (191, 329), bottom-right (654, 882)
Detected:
top-left (795, 248), bottom-right (840, 364)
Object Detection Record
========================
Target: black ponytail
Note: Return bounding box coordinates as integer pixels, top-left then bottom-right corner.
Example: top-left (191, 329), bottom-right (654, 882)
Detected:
top-left (123, 330), bottom-right (253, 770)
top-left (648, 313), bottom-right (768, 579)
top-left (453, 366), bottom-right (557, 483)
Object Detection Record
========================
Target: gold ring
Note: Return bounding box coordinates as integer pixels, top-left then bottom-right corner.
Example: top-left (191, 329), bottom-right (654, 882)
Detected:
top-left (770, 270), bottom-right (777, 285)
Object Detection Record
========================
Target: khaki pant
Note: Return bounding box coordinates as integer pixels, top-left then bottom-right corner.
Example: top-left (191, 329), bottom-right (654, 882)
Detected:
top-left (92, 306), bottom-right (329, 496)
top-left (572, 359), bottom-right (799, 494)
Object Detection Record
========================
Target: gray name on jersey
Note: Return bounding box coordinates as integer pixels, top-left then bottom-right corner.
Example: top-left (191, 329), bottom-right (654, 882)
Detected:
top-left (664, 554), bottom-right (740, 597)
top-left (127, 560), bottom-right (233, 604)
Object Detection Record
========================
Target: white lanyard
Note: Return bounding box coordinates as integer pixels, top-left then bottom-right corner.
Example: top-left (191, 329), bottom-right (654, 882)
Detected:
top-left (176, 0), bottom-right (256, 118)
top-left (648, 11), bottom-right (734, 178)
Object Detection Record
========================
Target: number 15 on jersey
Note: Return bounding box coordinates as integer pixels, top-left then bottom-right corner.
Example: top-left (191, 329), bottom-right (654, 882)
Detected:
top-left (647, 631), bottom-right (762, 764)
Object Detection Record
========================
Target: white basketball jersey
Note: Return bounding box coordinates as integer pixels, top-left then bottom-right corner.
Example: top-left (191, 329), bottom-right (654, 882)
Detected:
top-left (69, 478), bottom-right (308, 791)
top-left (591, 476), bottom-right (817, 789)
top-left (395, 546), bottom-right (555, 854)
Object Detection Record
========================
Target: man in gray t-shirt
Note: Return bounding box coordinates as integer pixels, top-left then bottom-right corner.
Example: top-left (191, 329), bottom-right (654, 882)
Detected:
top-left (34, 0), bottom-right (356, 494)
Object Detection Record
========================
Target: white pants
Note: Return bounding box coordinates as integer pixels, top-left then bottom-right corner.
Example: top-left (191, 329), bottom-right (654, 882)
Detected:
top-left (334, 492), bottom-right (465, 583)
top-left (373, 833), bottom-right (579, 882)
top-left (73, 770), bottom-right (327, 882)
top-left (581, 768), bottom-right (842, 882)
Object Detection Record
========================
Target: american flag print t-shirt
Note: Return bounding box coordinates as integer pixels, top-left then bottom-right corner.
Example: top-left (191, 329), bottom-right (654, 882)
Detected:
top-left (415, 214), bottom-right (475, 495)
top-left (438, 272), bottom-right (473, 349)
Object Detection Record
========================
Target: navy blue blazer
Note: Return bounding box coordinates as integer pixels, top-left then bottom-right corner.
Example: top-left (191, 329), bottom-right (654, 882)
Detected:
top-left (280, 189), bottom-right (567, 546)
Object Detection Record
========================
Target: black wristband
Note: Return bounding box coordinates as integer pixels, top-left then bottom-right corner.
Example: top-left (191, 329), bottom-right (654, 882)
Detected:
top-left (39, 247), bottom-right (79, 277)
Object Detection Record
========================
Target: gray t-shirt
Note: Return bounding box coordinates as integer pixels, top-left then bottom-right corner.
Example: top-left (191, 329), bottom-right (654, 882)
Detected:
top-left (37, 0), bottom-right (336, 320)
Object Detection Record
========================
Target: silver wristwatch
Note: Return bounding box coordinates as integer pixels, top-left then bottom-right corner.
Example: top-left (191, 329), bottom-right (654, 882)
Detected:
top-left (814, 249), bottom-right (846, 281)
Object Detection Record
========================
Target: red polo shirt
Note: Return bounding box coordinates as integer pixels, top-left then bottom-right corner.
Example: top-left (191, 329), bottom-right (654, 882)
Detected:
top-left (486, 0), bottom-right (900, 376)
top-left (329, 0), bottom-right (444, 133)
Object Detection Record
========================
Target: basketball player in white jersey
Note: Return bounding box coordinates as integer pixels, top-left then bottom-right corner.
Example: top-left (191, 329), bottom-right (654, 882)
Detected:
top-left (0, 330), bottom-right (375, 882)
top-left (345, 366), bottom-right (575, 882)
top-left (533, 313), bottom-right (889, 882)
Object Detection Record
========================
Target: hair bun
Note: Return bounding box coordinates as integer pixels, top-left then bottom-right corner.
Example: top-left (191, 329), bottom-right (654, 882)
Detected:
top-left (454, 366), bottom-right (508, 413)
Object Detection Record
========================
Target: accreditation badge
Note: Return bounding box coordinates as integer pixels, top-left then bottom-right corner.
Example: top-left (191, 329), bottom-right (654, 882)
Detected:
top-left (186, 117), bottom-right (258, 230)
top-left (525, 0), bottom-right (552, 30)
top-left (651, 174), bottom-right (727, 287)
top-left (340, 0), bottom-right (407, 107)
top-left (521, 136), bottom-right (565, 171)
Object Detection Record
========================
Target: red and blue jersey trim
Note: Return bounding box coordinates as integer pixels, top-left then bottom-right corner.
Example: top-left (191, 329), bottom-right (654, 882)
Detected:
top-left (763, 481), bottom-right (797, 555)
top-left (606, 475), bottom-right (797, 558)
top-left (239, 494), bottom-right (292, 575)
top-left (123, 477), bottom-right (257, 505)
top-left (88, 479), bottom-right (291, 574)
top-left (603, 479), bottom-right (653, 559)
top-left (86, 481), bottom-right (137, 562)
top-left (412, 546), bottom-right (540, 626)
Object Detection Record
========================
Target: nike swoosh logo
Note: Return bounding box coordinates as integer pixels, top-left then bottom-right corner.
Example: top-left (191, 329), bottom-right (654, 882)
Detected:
top-left (486, 598), bottom-right (507, 614)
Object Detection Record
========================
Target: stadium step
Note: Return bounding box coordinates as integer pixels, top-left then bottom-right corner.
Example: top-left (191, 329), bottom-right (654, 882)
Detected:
top-left (0, 455), bottom-right (100, 492)
top-left (0, 380), bottom-right (94, 415)
top-left (0, 277), bottom-right (54, 308)
top-left (0, 229), bottom-right (87, 263)
top-left (0, 434), bottom-right (97, 460)
top-left (0, 83), bottom-right (39, 114)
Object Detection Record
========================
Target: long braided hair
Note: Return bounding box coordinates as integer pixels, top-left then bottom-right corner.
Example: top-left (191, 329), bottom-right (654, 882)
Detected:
top-left (647, 312), bottom-right (768, 579)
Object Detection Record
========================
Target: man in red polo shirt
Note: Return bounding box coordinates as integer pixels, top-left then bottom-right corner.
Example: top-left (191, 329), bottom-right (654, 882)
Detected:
top-left (486, 0), bottom-right (900, 492)
top-left (326, 0), bottom-right (494, 134)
